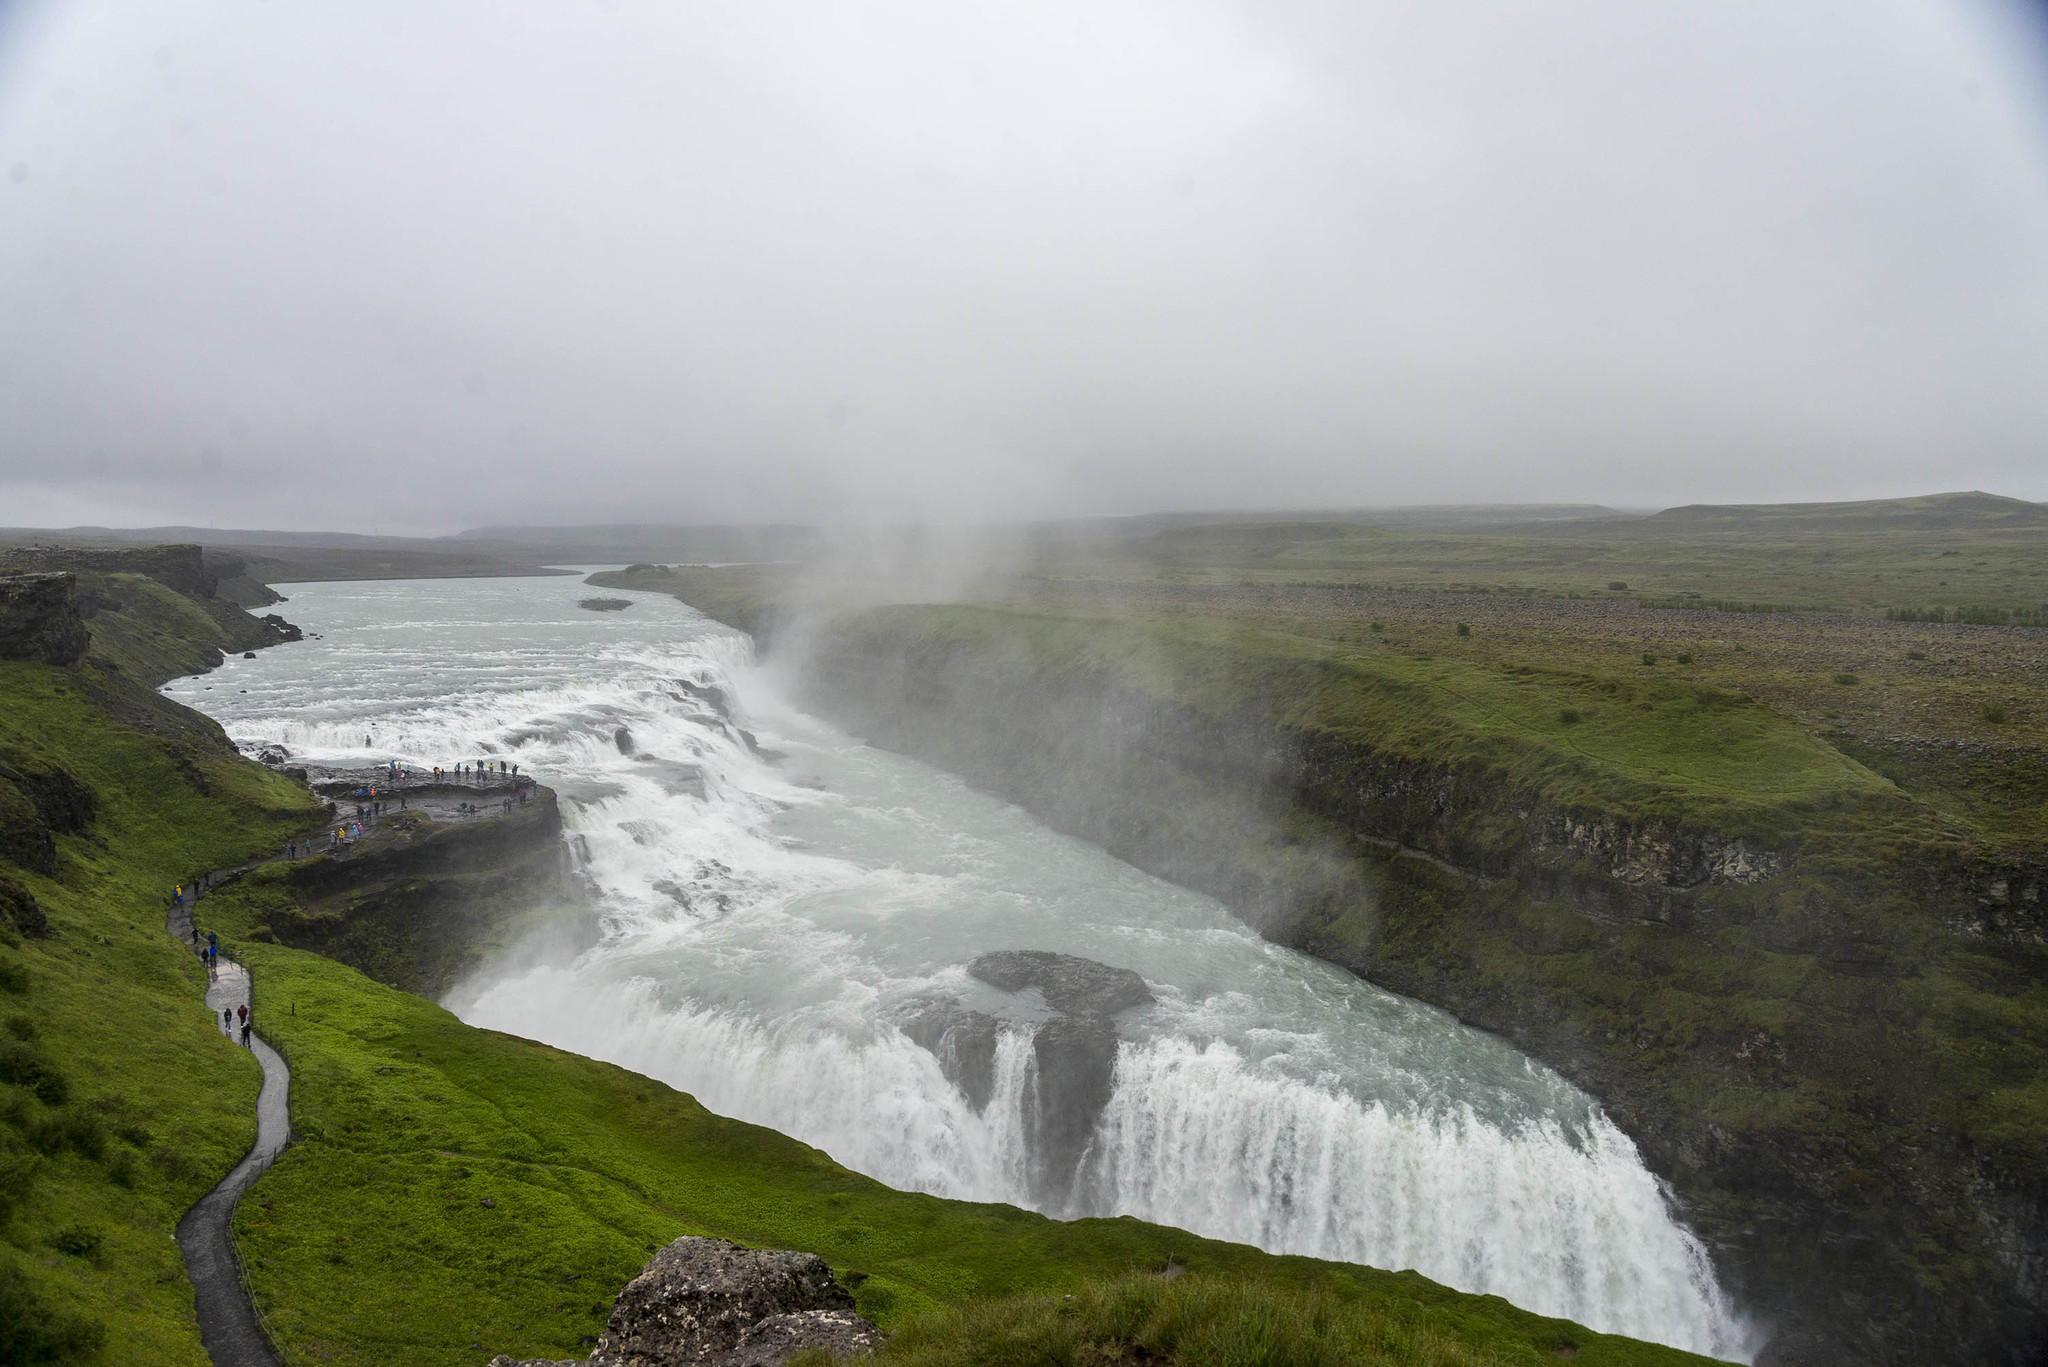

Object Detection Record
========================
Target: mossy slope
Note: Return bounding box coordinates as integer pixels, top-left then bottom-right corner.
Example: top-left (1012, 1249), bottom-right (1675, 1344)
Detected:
top-left (0, 659), bottom-right (325, 1365)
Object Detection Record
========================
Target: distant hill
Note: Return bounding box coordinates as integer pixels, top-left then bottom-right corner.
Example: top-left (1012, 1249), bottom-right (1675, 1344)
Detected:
top-left (455, 523), bottom-right (824, 563)
top-left (1531, 489), bottom-right (2048, 536)
top-left (0, 528), bottom-right (578, 584)
top-left (1614, 491), bottom-right (2048, 536)
top-left (1066, 505), bottom-right (1627, 538)
top-left (0, 525), bottom-right (447, 551)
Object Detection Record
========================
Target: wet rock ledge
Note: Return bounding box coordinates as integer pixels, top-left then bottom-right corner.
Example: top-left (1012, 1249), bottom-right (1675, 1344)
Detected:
top-left (490, 1236), bottom-right (881, 1367)
top-left (226, 759), bottom-right (591, 997)
top-left (905, 950), bottom-right (1155, 1209)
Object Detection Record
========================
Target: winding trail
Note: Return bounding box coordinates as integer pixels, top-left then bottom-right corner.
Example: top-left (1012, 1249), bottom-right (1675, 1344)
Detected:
top-left (148, 771), bottom-right (524, 1364)
top-left (167, 891), bottom-right (291, 1367)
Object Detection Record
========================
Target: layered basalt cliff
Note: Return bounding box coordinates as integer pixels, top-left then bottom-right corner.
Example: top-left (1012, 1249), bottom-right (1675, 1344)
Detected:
top-left (0, 543), bottom-right (300, 684)
top-left (748, 605), bottom-right (2046, 1367)
top-left (221, 777), bottom-right (589, 998)
top-left (0, 573), bottom-right (92, 667)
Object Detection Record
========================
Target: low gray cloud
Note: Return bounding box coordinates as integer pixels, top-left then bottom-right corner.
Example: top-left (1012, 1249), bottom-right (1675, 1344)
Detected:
top-left (2, 0), bottom-right (2045, 532)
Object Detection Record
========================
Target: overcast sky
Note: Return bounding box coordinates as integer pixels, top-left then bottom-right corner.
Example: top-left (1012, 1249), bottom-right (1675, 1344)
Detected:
top-left (2, 0), bottom-right (2046, 533)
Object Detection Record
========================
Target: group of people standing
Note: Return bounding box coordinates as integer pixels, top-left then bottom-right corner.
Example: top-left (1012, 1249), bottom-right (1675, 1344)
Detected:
top-left (183, 900), bottom-right (254, 1048)
top-left (221, 1001), bottom-right (253, 1047)
top-left (429, 758), bottom-right (521, 783)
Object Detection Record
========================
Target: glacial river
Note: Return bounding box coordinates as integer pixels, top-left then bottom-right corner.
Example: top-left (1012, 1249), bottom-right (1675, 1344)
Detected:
top-left (176, 573), bottom-right (1752, 1360)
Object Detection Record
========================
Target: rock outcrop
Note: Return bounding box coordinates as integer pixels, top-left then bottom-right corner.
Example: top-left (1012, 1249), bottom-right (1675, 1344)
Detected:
top-left (970, 952), bottom-right (1153, 1207)
top-left (0, 543), bottom-right (217, 599)
top-left (0, 877), bottom-right (46, 938)
top-left (228, 771), bottom-right (587, 998)
top-left (198, 548), bottom-right (283, 608)
top-left (968, 949), bottom-right (1153, 1016)
top-left (0, 574), bottom-right (90, 666)
top-left (488, 1237), bottom-right (880, 1367)
top-left (904, 951), bottom-right (1154, 1208)
top-left (0, 543), bottom-right (302, 682)
top-left (0, 749), bottom-right (96, 879)
top-left (900, 1000), bottom-right (1002, 1113)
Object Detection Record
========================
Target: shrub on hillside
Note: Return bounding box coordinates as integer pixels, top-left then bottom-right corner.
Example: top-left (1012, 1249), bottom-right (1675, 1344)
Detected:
top-left (0, 1040), bottom-right (65, 1106)
top-left (0, 1260), bottom-right (106, 1365)
top-left (48, 1226), bottom-right (101, 1262)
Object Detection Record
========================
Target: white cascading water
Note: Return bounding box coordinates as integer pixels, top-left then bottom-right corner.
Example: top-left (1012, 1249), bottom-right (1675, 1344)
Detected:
top-left (181, 573), bottom-right (1755, 1362)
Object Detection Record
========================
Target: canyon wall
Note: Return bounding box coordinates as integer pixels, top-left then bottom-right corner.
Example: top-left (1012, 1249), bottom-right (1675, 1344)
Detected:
top-left (768, 606), bottom-right (2047, 1367)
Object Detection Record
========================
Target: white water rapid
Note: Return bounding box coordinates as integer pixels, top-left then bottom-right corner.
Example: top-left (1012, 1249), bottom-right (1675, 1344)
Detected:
top-left (180, 573), bottom-right (1754, 1361)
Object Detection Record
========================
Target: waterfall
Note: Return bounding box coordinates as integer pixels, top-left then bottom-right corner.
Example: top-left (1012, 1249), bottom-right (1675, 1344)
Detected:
top-left (182, 573), bottom-right (1757, 1362)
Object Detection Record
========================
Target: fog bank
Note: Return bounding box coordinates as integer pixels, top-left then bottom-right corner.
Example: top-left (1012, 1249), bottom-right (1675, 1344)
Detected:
top-left (3, 0), bottom-right (2046, 531)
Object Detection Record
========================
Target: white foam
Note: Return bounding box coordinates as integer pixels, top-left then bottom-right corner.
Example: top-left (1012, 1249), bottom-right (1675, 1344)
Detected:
top-left (188, 575), bottom-right (1756, 1361)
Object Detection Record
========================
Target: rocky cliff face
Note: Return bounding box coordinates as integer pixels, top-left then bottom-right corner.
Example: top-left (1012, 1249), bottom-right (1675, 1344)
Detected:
top-left (0, 543), bottom-right (218, 599)
top-left (226, 775), bottom-right (590, 998)
top-left (0, 543), bottom-right (301, 682)
top-left (774, 611), bottom-right (2047, 1367)
top-left (0, 574), bottom-right (90, 667)
top-left (0, 746), bottom-right (94, 879)
top-left (197, 548), bottom-right (284, 608)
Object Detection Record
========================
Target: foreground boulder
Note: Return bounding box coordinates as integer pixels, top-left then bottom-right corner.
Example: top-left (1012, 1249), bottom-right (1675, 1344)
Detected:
top-left (489, 1237), bottom-right (881, 1367)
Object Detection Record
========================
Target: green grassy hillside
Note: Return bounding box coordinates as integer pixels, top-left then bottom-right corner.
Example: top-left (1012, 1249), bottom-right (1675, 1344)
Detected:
top-left (0, 660), bottom-right (324, 1365)
top-left (1065, 492), bottom-right (2048, 621)
top-left (842, 604), bottom-right (1915, 843)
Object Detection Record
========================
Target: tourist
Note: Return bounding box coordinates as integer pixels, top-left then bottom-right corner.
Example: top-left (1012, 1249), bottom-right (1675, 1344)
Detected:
top-left (240, 1019), bottom-right (251, 1048)
top-left (222, 1006), bottom-right (233, 1032)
